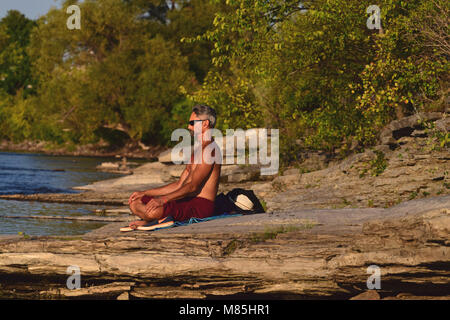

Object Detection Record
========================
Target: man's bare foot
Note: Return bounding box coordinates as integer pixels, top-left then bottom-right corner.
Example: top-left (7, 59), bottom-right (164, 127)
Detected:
top-left (128, 220), bottom-right (150, 229)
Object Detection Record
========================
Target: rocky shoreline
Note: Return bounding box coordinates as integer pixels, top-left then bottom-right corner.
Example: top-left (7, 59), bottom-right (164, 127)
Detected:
top-left (0, 112), bottom-right (448, 299)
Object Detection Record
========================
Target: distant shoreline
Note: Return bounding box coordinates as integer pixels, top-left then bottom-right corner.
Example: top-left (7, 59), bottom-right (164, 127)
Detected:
top-left (0, 139), bottom-right (165, 160)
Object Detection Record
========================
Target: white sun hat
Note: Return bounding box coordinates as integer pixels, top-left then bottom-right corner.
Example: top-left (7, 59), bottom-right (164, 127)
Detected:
top-left (231, 194), bottom-right (254, 211)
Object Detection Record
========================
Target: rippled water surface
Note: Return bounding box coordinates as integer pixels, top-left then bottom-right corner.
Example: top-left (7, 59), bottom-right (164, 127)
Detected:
top-left (0, 151), bottom-right (143, 236)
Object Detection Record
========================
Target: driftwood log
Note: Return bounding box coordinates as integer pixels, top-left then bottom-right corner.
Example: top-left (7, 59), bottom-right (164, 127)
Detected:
top-left (0, 195), bottom-right (448, 299)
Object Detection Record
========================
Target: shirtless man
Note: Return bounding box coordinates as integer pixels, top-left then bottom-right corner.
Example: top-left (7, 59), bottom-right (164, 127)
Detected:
top-left (126, 105), bottom-right (221, 230)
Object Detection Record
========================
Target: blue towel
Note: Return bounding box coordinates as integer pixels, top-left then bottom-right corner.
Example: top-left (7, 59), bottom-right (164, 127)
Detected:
top-left (146, 213), bottom-right (242, 231)
top-left (174, 213), bottom-right (243, 227)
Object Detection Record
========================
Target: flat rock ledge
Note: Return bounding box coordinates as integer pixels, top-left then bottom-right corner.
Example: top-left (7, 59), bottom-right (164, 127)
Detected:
top-left (0, 195), bottom-right (448, 300)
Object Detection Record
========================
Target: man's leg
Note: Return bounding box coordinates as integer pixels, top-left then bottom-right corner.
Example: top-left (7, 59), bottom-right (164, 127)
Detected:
top-left (129, 199), bottom-right (165, 228)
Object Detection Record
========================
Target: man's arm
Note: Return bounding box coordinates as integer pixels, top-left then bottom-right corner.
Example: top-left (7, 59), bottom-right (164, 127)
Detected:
top-left (144, 162), bottom-right (213, 215)
top-left (143, 167), bottom-right (190, 197)
top-left (128, 167), bottom-right (189, 204)
top-left (143, 162), bottom-right (213, 216)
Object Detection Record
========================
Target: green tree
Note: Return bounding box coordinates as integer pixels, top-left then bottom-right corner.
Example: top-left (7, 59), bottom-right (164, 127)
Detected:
top-left (188, 0), bottom-right (377, 157)
top-left (27, 0), bottom-right (193, 146)
top-left (164, 0), bottom-right (220, 82)
top-left (0, 10), bottom-right (36, 96)
top-left (355, 0), bottom-right (449, 145)
top-left (188, 0), bottom-right (449, 165)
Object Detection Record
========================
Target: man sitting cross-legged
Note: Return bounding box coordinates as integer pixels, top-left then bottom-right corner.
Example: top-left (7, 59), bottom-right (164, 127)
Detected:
top-left (124, 105), bottom-right (221, 231)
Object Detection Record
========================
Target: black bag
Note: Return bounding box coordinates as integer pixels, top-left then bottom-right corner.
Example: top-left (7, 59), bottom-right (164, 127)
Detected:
top-left (214, 188), bottom-right (265, 215)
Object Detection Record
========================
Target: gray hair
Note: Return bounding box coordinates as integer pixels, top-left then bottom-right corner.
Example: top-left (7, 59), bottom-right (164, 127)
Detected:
top-left (192, 104), bottom-right (216, 128)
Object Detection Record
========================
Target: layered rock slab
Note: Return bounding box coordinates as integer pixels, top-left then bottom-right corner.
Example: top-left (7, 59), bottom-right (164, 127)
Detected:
top-left (0, 196), bottom-right (448, 299)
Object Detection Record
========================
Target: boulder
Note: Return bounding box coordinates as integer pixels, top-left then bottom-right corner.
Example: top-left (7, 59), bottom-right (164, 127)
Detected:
top-left (379, 112), bottom-right (444, 145)
top-left (350, 290), bottom-right (381, 300)
top-left (435, 117), bottom-right (450, 132)
top-left (168, 165), bottom-right (184, 178)
top-left (97, 162), bottom-right (119, 169)
top-left (158, 149), bottom-right (178, 164)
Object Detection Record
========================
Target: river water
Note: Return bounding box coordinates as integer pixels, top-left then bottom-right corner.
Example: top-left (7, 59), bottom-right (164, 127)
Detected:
top-left (0, 151), bottom-right (140, 236)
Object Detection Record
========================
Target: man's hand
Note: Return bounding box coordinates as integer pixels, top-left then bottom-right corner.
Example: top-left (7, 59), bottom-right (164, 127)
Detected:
top-left (144, 196), bottom-right (166, 217)
top-left (128, 191), bottom-right (145, 205)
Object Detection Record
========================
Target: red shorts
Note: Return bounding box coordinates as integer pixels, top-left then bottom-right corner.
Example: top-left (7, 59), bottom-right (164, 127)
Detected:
top-left (141, 195), bottom-right (215, 222)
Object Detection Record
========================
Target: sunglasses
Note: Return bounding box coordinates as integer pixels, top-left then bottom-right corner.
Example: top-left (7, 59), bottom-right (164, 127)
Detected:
top-left (188, 119), bottom-right (207, 126)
